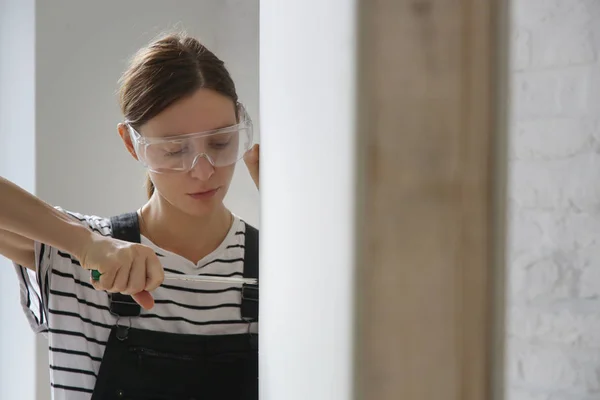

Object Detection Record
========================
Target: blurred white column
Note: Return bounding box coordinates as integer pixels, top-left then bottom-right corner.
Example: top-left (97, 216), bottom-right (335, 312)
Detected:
top-left (260, 0), bottom-right (358, 399)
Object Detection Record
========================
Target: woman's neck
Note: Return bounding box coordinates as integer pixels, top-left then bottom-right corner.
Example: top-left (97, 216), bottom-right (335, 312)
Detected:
top-left (139, 194), bottom-right (233, 264)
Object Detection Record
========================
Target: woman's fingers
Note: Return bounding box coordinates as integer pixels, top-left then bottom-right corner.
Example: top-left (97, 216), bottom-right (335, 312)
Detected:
top-left (132, 291), bottom-right (155, 310)
top-left (83, 236), bottom-right (163, 309)
top-left (110, 263), bottom-right (131, 293)
top-left (123, 255), bottom-right (146, 295)
top-left (244, 144), bottom-right (259, 189)
top-left (145, 254), bottom-right (165, 292)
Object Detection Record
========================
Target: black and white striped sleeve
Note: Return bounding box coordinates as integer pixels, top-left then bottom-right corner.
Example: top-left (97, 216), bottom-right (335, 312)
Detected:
top-left (13, 240), bottom-right (54, 335)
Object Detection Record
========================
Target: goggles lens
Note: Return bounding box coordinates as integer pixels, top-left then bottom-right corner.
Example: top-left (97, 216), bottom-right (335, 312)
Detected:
top-left (128, 104), bottom-right (253, 173)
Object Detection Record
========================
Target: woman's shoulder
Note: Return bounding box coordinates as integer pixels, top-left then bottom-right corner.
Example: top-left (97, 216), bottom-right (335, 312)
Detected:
top-left (54, 206), bottom-right (113, 237)
top-left (234, 213), bottom-right (258, 231)
top-left (57, 207), bottom-right (258, 240)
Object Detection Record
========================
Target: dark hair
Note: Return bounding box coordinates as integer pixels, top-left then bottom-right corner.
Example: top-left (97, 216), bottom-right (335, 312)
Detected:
top-left (118, 32), bottom-right (238, 198)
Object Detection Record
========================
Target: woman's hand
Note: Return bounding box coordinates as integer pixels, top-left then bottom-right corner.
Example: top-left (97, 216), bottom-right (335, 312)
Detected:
top-left (244, 144), bottom-right (259, 190)
top-left (78, 234), bottom-right (164, 310)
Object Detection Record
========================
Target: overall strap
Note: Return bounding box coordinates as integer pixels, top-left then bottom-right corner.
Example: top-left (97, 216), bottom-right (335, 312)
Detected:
top-left (241, 222), bottom-right (259, 321)
top-left (108, 212), bottom-right (142, 318)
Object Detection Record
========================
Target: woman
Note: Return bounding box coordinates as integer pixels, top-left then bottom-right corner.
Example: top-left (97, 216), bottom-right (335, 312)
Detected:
top-left (0, 32), bottom-right (260, 400)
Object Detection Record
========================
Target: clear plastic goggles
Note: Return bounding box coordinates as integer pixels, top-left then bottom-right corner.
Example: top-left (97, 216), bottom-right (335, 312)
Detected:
top-left (127, 103), bottom-right (253, 174)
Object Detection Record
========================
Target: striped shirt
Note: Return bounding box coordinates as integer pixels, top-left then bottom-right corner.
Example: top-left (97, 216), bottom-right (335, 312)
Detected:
top-left (13, 207), bottom-right (257, 400)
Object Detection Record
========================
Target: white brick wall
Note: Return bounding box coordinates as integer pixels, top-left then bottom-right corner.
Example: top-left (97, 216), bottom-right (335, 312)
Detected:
top-left (507, 1), bottom-right (600, 399)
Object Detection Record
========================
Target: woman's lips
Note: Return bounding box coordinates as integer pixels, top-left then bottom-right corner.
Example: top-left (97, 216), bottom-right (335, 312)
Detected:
top-left (187, 187), bottom-right (220, 200)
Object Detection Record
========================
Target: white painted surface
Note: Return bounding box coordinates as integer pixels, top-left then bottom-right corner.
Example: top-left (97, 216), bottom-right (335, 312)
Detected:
top-left (260, 0), bottom-right (357, 399)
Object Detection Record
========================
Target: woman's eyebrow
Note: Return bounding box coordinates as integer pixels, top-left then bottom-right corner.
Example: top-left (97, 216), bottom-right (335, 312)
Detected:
top-left (212, 122), bottom-right (238, 130)
top-left (153, 122), bottom-right (238, 138)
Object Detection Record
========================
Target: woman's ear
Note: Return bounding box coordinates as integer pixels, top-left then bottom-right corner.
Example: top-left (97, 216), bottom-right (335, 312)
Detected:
top-left (117, 123), bottom-right (139, 160)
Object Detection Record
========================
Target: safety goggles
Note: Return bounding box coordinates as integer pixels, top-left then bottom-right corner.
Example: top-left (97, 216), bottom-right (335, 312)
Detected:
top-left (127, 103), bottom-right (253, 174)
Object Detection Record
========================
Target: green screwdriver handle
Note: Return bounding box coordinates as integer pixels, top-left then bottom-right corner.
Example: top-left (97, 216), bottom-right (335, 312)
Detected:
top-left (91, 270), bottom-right (102, 281)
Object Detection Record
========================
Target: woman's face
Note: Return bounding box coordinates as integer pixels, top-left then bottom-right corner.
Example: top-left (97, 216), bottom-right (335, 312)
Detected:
top-left (121, 88), bottom-right (238, 217)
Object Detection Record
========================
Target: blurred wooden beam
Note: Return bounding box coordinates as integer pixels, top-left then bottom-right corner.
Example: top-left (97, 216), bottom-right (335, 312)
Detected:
top-left (354, 1), bottom-right (509, 399)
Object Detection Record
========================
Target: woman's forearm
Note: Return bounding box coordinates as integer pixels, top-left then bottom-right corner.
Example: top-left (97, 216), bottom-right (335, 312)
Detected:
top-left (0, 176), bottom-right (94, 260)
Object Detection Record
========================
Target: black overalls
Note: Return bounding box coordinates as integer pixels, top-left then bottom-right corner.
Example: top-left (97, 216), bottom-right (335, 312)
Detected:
top-left (90, 213), bottom-right (259, 400)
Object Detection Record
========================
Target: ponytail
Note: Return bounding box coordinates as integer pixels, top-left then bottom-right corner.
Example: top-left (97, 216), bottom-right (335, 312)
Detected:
top-left (145, 174), bottom-right (155, 199)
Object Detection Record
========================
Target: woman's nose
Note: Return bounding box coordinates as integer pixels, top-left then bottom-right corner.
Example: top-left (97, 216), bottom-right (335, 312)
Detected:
top-left (189, 154), bottom-right (215, 181)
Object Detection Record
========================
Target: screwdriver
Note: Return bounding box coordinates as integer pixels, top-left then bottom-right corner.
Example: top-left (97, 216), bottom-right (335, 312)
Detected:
top-left (91, 269), bottom-right (257, 285)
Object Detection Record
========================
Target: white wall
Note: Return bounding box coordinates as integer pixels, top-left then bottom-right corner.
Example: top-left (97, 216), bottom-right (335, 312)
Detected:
top-left (260, 0), bottom-right (357, 399)
top-left (0, 0), bottom-right (37, 399)
top-left (507, 1), bottom-right (600, 399)
top-left (0, 1), bottom-right (258, 399)
top-left (215, 0), bottom-right (261, 223)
